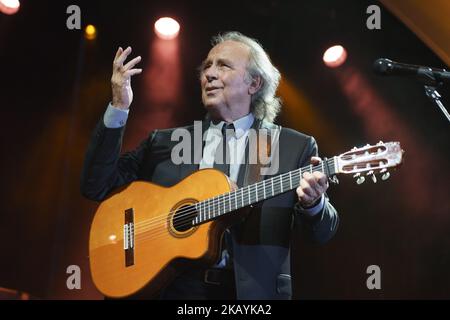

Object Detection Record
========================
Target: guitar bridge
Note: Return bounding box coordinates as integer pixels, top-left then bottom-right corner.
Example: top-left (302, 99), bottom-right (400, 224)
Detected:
top-left (124, 208), bottom-right (135, 267)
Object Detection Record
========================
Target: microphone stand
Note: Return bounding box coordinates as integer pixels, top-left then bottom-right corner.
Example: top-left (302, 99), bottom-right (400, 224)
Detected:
top-left (423, 85), bottom-right (450, 123)
top-left (417, 68), bottom-right (450, 123)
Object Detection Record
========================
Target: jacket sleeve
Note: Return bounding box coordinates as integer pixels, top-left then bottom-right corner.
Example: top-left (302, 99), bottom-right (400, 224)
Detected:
top-left (80, 119), bottom-right (156, 202)
top-left (293, 136), bottom-right (340, 244)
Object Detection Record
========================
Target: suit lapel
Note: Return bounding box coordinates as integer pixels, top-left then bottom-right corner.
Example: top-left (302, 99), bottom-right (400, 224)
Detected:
top-left (236, 118), bottom-right (262, 187)
top-left (178, 119), bottom-right (210, 180)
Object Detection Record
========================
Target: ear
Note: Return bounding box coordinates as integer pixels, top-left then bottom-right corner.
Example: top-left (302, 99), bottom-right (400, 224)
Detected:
top-left (248, 75), bottom-right (262, 95)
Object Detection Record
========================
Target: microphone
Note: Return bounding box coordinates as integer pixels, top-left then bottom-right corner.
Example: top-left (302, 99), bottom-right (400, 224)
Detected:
top-left (373, 58), bottom-right (450, 85)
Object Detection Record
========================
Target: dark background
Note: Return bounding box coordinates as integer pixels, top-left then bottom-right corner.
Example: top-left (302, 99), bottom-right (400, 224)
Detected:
top-left (0, 0), bottom-right (449, 299)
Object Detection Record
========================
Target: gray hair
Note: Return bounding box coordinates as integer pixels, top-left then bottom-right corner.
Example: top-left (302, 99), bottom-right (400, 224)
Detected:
top-left (210, 31), bottom-right (282, 123)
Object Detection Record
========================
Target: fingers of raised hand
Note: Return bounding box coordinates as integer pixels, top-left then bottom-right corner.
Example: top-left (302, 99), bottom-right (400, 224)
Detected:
top-left (112, 47), bottom-right (142, 81)
top-left (124, 68), bottom-right (143, 77)
top-left (123, 56), bottom-right (142, 71)
top-left (114, 46), bottom-right (132, 67)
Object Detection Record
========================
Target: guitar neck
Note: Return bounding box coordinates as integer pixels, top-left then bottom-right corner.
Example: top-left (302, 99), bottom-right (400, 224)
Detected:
top-left (193, 157), bottom-right (338, 225)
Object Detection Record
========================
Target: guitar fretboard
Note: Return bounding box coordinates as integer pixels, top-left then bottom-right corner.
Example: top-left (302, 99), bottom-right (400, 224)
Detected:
top-left (193, 157), bottom-right (337, 225)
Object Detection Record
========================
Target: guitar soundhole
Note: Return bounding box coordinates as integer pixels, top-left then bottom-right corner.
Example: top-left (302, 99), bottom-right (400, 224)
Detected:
top-left (172, 205), bottom-right (198, 232)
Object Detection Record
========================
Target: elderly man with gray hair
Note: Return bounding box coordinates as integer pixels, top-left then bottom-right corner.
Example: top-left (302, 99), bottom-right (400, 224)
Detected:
top-left (81, 31), bottom-right (339, 300)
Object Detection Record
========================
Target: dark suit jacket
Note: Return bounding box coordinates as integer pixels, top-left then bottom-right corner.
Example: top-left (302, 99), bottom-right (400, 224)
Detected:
top-left (81, 116), bottom-right (339, 300)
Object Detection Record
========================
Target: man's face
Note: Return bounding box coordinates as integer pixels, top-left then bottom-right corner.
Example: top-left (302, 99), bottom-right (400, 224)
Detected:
top-left (200, 41), bottom-right (254, 116)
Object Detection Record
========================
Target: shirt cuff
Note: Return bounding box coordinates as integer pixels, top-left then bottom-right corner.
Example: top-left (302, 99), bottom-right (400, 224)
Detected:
top-left (296, 194), bottom-right (325, 217)
top-left (103, 103), bottom-right (129, 128)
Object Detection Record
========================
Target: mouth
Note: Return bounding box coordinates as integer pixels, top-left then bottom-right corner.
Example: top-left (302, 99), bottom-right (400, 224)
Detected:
top-left (205, 86), bottom-right (222, 93)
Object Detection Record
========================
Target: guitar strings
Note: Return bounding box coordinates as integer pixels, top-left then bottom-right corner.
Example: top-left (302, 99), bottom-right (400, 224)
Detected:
top-left (132, 160), bottom-right (334, 238)
top-left (130, 161), bottom-right (335, 243)
top-left (132, 160), bottom-right (332, 233)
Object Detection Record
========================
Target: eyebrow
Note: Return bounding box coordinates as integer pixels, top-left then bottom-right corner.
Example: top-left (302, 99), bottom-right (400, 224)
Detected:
top-left (200, 58), bottom-right (233, 70)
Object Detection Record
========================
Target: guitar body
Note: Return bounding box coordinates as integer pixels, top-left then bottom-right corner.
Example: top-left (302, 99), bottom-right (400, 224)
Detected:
top-left (89, 169), bottom-right (233, 298)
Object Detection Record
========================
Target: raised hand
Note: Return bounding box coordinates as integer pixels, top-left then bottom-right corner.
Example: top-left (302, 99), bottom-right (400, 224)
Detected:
top-left (111, 46), bottom-right (142, 110)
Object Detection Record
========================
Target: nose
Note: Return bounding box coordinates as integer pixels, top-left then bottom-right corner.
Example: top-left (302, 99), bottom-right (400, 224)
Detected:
top-left (204, 65), bottom-right (218, 82)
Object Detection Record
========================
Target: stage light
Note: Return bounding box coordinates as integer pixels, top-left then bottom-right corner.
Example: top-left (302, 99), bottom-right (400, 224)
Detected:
top-left (0, 0), bottom-right (20, 15)
top-left (154, 17), bottom-right (180, 40)
top-left (85, 24), bottom-right (97, 40)
top-left (323, 45), bottom-right (347, 68)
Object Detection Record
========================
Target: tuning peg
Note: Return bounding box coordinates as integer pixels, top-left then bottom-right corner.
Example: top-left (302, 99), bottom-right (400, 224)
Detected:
top-left (351, 146), bottom-right (357, 151)
top-left (377, 140), bottom-right (384, 145)
top-left (366, 170), bottom-right (377, 183)
top-left (329, 175), bottom-right (339, 184)
top-left (353, 173), bottom-right (365, 185)
top-left (380, 168), bottom-right (390, 181)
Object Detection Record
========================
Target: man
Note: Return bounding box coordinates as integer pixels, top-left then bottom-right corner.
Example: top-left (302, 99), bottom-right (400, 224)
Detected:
top-left (81, 32), bottom-right (339, 300)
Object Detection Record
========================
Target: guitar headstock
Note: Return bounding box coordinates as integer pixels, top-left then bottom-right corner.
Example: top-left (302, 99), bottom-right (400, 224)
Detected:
top-left (335, 141), bottom-right (404, 184)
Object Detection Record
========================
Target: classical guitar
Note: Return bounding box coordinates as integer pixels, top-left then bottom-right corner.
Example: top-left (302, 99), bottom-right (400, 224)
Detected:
top-left (89, 141), bottom-right (403, 298)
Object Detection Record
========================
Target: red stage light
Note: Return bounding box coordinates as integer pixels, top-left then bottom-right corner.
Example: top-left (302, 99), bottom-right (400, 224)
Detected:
top-left (0, 0), bottom-right (20, 15)
top-left (154, 17), bottom-right (180, 40)
top-left (323, 45), bottom-right (347, 68)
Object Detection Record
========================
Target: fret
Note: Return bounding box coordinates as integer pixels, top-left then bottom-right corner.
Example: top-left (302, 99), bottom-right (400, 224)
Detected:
top-left (248, 186), bottom-right (251, 205)
top-left (200, 203), bottom-right (204, 222)
top-left (280, 175), bottom-right (283, 193)
top-left (234, 191), bottom-right (237, 210)
top-left (289, 171), bottom-right (292, 190)
top-left (205, 199), bottom-right (211, 219)
top-left (199, 202), bottom-right (208, 219)
top-left (203, 202), bottom-right (207, 222)
top-left (271, 178), bottom-right (274, 196)
top-left (223, 195), bottom-right (226, 215)
top-left (207, 205), bottom-right (211, 221)
top-left (210, 198), bottom-right (214, 219)
top-left (222, 196), bottom-right (226, 215)
top-left (231, 192), bottom-right (234, 211)
top-left (215, 196), bottom-right (219, 219)
top-left (228, 193), bottom-right (231, 213)
top-left (309, 165), bottom-right (312, 174)
top-left (263, 180), bottom-right (266, 199)
top-left (241, 188), bottom-right (244, 208)
top-left (255, 183), bottom-right (258, 202)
